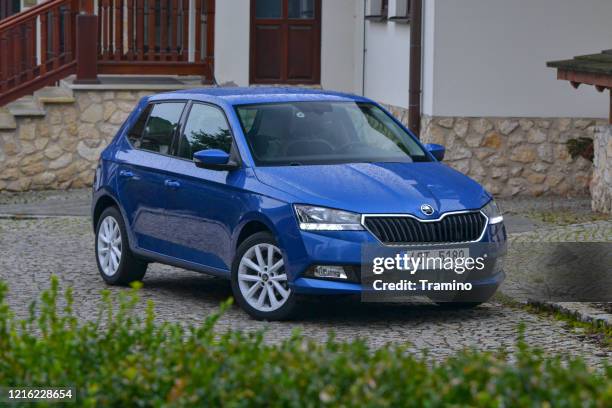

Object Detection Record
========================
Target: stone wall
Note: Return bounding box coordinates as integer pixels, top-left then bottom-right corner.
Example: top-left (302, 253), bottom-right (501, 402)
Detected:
top-left (385, 105), bottom-right (603, 197)
top-left (0, 95), bottom-right (607, 199)
top-left (592, 126), bottom-right (612, 213)
top-left (0, 90), bottom-right (150, 192)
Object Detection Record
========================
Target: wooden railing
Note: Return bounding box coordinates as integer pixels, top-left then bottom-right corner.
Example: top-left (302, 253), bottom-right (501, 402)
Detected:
top-left (96, 0), bottom-right (214, 76)
top-left (0, 0), bottom-right (78, 105)
top-left (0, 0), bottom-right (214, 106)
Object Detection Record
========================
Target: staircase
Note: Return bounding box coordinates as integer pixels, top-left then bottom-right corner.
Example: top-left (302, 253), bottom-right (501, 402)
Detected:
top-left (0, 85), bottom-right (75, 131)
top-left (0, 0), bottom-right (215, 192)
top-left (0, 74), bottom-right (203, 192)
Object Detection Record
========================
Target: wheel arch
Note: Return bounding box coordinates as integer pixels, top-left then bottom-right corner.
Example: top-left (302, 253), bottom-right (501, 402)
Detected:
top-left (93, 194), bottom-right (121, 230)
top-left (235, 219), bottom-right (274, 250)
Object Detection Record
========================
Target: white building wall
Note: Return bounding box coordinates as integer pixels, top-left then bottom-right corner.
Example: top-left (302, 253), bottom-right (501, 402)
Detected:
top-left (215, 0), bottom-right (363, 92)
top-left (425, 0), bottom-right (612, 118)
top-left (321, 0), bottom-right (363, 94)
top-left (214, 0), bottom-right (251, 86)
top-left (363, 0), bottom-right (411, 108)
top-left (421, 0), bottom-right (435, 116)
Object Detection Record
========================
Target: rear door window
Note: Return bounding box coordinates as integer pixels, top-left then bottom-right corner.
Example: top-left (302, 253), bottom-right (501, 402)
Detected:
top-left (127, 105), bottom-right (152, 146)
top-left (137, 102), bottom-right (185, 155)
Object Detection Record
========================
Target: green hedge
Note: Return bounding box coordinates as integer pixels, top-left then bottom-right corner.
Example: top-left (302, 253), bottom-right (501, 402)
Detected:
top-left (0, 277), bottom-right (610, 407)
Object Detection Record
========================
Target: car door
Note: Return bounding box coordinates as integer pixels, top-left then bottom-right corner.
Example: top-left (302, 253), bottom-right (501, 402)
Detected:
top-left (163, 102), bottom-right (246, 272)
top-left (116, 101), bottom-right (186, 254)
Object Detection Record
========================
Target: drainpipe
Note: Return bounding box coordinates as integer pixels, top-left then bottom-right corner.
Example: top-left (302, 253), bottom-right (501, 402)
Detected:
top-left (361, 0), bottom-right (367, 96)
top-left (408, 0), bottom-right (422, 137)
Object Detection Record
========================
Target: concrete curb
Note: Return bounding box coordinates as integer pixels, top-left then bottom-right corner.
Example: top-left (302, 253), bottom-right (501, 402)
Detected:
top-left (0, 214), bottom-right (87, 220)
top-left (528, 300), bottom-right (612, 328)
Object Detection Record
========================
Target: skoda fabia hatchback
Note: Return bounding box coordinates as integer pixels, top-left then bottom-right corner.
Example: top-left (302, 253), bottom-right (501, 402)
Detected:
top-left (92, 88), bottom-right (506, 320)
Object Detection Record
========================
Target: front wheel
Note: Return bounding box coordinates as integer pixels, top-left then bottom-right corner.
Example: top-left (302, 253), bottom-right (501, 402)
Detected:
top-left (95, 207), bottom-right (147, 286)
top-left (231, 232), bottom-right (298, 320)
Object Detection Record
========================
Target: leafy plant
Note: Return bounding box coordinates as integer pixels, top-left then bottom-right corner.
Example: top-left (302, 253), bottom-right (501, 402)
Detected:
top-left (0, 277), bottom-right (610, 407)
top-left (567, 137), bottom-right (594, 161)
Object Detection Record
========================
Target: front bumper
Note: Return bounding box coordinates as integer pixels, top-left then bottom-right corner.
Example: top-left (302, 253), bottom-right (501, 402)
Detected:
top-left (287, 222), bottom-right (507, 296)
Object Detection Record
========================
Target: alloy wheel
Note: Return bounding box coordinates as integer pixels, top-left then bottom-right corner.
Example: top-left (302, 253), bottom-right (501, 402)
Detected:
top-left (97, 216), bottom-right (122, 277)
top-left (237, 243), bottom-right (290, 312)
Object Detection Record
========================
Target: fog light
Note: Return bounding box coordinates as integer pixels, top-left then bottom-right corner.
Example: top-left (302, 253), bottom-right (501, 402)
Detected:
top-left (313, 265), bottom-right (348, 280)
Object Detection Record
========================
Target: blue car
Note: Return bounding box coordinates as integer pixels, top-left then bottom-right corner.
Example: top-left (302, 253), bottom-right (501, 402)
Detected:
top-left (92, 87), bottom-right (506, 320)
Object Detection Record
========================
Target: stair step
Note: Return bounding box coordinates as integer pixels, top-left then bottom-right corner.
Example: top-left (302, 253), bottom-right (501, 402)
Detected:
top-left (7, 97), bottom-right (46, 117)
top-left (34, 86), bottom-right (75, 104)
top-left (0, 109), bottom-right (17, 130)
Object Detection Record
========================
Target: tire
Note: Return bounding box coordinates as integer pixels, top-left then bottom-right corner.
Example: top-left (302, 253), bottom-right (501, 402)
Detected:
top-left (231, 232), bottom-right (299, 321)
top-left (436, 302), bottom-right (483, 309)
top-left (432, 284), bottom-right (497, 309)
top-left (95, 206), bottom-right (147, 286)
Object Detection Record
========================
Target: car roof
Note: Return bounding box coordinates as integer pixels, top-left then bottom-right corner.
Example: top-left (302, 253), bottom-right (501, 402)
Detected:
top-left (147, 87), bottom-right (372, 106)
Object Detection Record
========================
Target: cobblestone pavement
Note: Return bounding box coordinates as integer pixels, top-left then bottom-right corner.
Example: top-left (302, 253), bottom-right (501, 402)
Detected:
top-left (1, 216), bottom-right (610, 367)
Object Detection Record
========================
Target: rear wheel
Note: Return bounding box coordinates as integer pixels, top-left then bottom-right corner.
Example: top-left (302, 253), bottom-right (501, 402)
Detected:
top-left (231, 232), bottom-right (298, 320)
top-left (95, 207), bottom-right (147, 285)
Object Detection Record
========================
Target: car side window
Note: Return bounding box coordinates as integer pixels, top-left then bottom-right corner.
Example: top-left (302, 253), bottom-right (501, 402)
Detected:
top-left (138, 102), bottom-right (185, 155)
top-left (127, 104), bottom-right (152, 146)
top-left (178, 103), bottom-right (233, 160)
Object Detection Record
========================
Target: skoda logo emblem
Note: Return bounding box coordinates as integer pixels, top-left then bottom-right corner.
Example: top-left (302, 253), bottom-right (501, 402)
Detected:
top-left (420, 204), bottom-right (434, 216)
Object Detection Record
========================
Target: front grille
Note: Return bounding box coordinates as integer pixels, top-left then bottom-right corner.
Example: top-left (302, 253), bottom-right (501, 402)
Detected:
top-left (363, 212), bottom-right (487, 245)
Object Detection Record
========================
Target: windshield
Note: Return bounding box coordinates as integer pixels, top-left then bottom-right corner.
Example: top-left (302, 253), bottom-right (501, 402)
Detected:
top-left (235, 102), bottom-right (429, 166)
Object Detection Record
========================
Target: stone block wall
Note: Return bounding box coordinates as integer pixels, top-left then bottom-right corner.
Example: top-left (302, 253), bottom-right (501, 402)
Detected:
top-left (592, 126), bottom-right (612, 213)
top-left (0, 90), bottom-right (151, 192)
top-left (385, 105), bottom-right (603, 197)
top-left (0, 95), bottom-right (607, 200)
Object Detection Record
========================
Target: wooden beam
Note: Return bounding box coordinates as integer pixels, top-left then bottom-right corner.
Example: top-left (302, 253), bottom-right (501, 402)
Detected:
top-left (558, 69), bottom-right (612, 89)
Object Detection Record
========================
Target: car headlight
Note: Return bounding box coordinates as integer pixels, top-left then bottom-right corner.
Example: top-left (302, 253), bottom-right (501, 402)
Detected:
top-left (481, 200), bottom-right (503, 224)
top-left (294, 205), bottom-right (364, 231)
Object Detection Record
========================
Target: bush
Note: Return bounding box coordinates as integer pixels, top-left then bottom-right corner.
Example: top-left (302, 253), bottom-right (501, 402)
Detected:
top-left (0, 277), bottom-right (610, 407)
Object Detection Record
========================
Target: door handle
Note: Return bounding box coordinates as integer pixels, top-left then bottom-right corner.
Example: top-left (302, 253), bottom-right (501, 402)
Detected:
top-left (164, 180), bottom-right (181, 189)
top-left (119, 170), bottom-right (135, 178)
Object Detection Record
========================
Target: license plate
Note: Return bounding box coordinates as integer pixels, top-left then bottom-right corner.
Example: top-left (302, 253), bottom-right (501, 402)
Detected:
top-left (400, 247), bottom-right (470, 271)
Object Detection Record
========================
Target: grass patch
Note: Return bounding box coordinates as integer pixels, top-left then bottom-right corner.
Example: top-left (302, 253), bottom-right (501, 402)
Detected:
top-left (524, 210), bottom-right (610, 226)
top-left (493, 293), bottom-right (612, 349)
top-left (0, 278), bottom-right (610, 407)
top-left (524, 302), bottom-right (612, 349)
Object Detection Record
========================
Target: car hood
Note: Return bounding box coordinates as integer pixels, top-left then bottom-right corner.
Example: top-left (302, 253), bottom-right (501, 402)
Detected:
top-left (254, 162), bottom-right (491, 216)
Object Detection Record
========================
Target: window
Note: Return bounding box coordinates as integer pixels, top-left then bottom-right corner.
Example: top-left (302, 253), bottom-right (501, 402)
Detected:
top-left (365, 0), bottom-right (388, 22)
top-left (256, 0), bottom-right (282, 18)
top-left (138, 103), bottom-right (185, 155)
top-left (235, 101), bottom-right (429, 166)
top-left (389, 0), bottom-right (411, 23)
top-left (177, 103), bottom-right (233, 160)
top-left (127, 105), bottom-right (152, 146)
top-left (288, 0), bottom-right (314, 19)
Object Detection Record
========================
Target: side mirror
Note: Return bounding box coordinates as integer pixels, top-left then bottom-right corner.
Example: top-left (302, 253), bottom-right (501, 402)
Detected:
top-left (425, 143), bottom-right (445, 161)
top-left (193, 149), bottom-right (239, 171)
